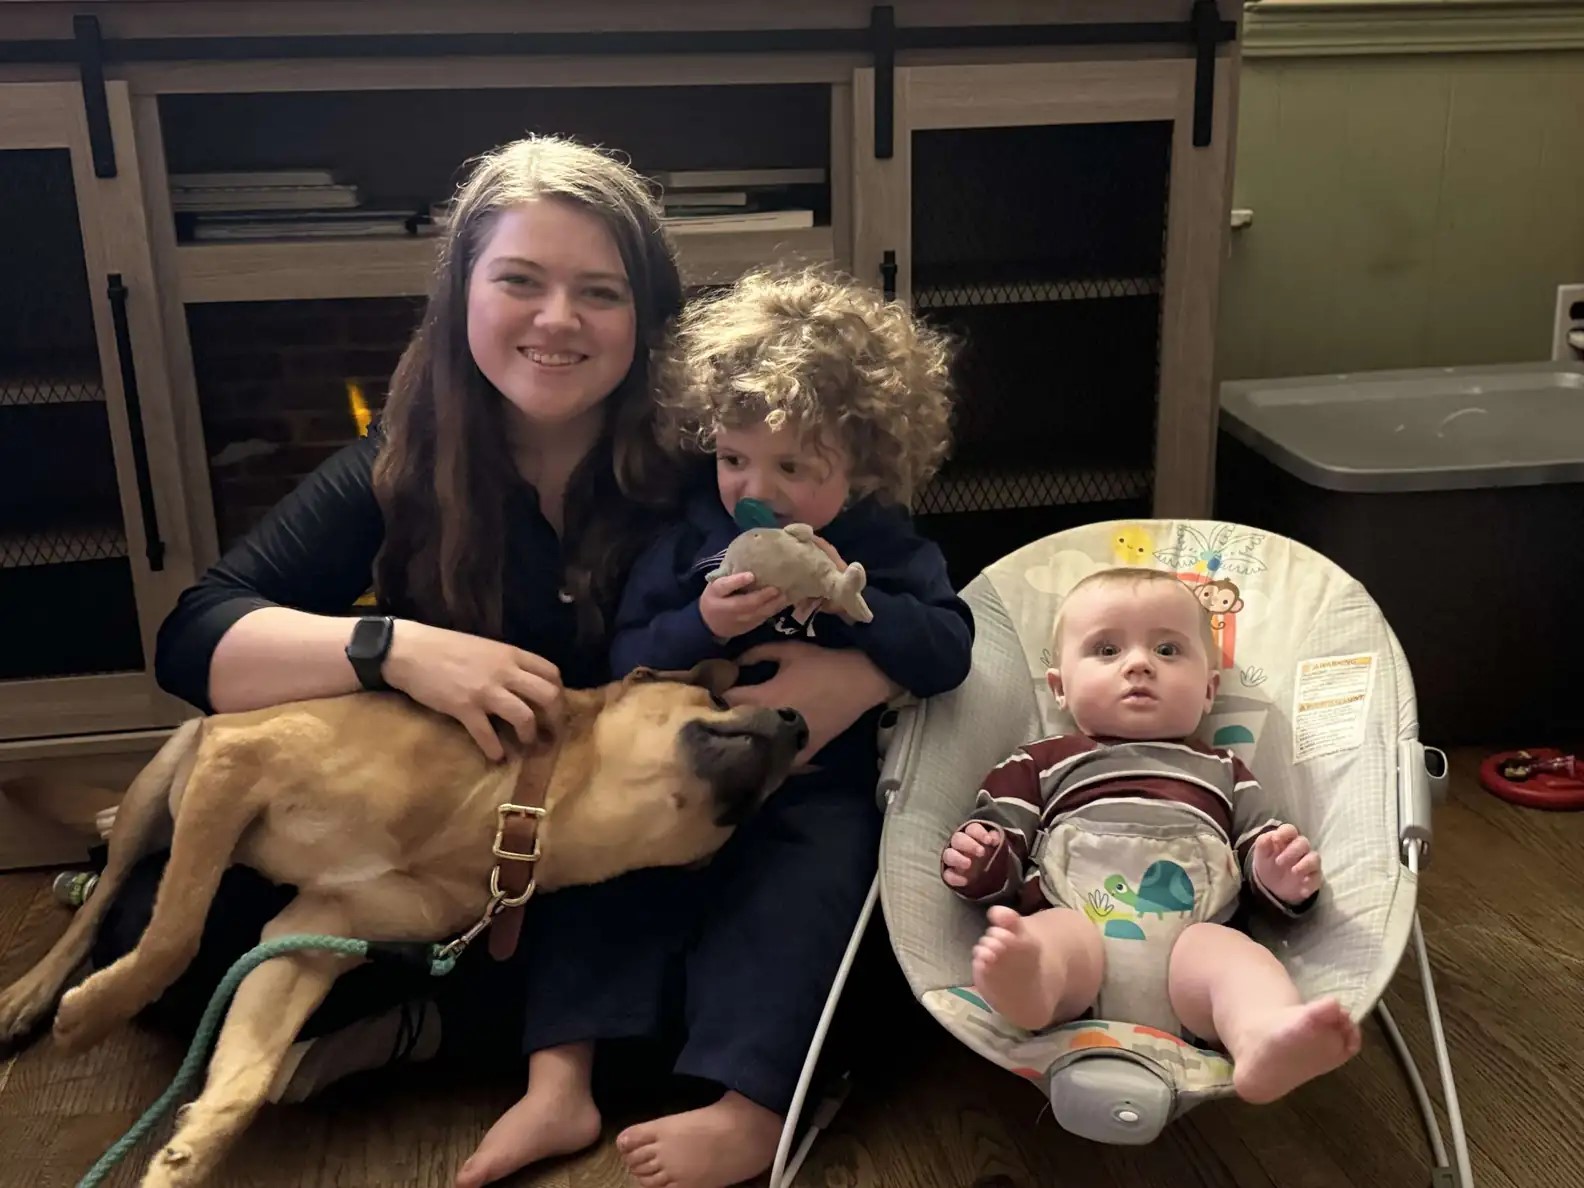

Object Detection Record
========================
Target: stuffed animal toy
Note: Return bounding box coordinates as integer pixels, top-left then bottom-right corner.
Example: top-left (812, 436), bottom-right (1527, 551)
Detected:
top-left (706, 522), bottom-right (874, 625)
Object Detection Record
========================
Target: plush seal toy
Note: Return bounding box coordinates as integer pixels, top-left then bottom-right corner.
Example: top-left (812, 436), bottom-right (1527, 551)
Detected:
top-left (705, 522), bottom-right (874, 625)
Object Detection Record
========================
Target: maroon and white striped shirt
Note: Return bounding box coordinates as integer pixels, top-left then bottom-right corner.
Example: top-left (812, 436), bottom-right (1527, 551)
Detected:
top-left (947, 733), bottom-right (1315, 919)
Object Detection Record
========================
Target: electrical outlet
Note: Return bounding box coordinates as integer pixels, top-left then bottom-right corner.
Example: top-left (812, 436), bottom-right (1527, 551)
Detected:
top-left (1554, 283), bottom-right (1584, 362)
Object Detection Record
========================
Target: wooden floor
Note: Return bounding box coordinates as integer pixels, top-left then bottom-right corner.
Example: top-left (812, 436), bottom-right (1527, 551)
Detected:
top-left (2, 746), bottom-right (1581, 1188)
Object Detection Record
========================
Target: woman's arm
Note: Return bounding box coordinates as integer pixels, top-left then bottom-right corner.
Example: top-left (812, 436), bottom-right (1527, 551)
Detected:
top-left (721, 641), bottom-right (900, 765)
top-left (156, 435), bottom-right (387, 714)
top-left (204, 608), bottom-right (370, 713)
top-left (158, 433), bottom-right (561, 759)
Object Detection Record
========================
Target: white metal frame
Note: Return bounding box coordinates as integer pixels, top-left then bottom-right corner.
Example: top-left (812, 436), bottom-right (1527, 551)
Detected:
top-left (769, 874), bottom-right (880, 1188)
top-left (1377, 838), bottom-right (1474, 1188)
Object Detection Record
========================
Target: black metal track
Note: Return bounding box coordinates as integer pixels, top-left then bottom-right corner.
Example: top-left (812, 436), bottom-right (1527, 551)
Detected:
top-left (0, 17), bottom-right (1234, 66)
top-left (13, 7), bottom-right (1235, 200)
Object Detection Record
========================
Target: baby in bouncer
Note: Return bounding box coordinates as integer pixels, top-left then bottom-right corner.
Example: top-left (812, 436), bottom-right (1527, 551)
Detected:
top-left (940, 566), bottom-right (1362, 1104)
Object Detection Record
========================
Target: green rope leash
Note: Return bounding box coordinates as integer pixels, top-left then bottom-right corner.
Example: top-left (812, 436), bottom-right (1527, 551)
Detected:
top-left (77, 933), bottom-right (458, 1188)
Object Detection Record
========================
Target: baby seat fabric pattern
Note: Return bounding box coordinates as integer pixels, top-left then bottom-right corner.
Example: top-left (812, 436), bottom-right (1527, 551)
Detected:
top-left (872, 521), bottom-right (1470, 1183)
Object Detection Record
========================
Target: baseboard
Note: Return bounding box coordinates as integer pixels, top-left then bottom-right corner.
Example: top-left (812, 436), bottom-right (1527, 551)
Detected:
top-left (0, 792), bottom-right (98, 872)
top-left (0, 730), bottom-right (166, 872)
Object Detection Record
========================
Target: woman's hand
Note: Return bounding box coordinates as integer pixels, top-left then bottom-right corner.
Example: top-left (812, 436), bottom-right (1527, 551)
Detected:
top-left (382, 620), bottom-right (563, 761)
top-left (723, 641), bottom-right (900, 765)
top-left (699, 572), bottom-right (788, 640)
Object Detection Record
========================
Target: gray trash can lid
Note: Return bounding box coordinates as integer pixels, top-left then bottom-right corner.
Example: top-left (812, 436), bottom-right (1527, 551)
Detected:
top-left (1219, 361), bottom-right (1584, 493)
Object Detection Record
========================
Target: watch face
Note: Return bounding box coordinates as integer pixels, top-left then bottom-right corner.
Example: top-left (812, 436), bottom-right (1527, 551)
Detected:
top-left (352, 616), bottom-right (390, 659)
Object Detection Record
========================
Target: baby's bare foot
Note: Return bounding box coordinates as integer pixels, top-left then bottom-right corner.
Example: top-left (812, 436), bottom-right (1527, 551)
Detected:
top-left (972, 905), bottom-right (1063, 1031)
top-left (1232, 997), bottom-right (1361, 1104)
top-left (615, 1091), bottom-right (781, 1188)
top-left (453, 1081), bottom-right (601, 1187)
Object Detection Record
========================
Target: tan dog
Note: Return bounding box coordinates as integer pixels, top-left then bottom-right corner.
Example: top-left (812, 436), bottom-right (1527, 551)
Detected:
top-left (0, 659), bottom-right (805, 1187)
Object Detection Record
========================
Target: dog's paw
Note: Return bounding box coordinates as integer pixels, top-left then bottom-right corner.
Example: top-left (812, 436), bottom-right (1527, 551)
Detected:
top-left (137, 1143), bottom-right (198, 1188)
top-left (51, 980), bottom-right (115, 1053)
top-left (0, 971), bottom-right (64, 1053)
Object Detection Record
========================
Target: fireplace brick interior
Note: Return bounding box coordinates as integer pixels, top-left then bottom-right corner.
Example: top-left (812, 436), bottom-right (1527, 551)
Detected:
top-left (188, 297), bottom-right (423, 548)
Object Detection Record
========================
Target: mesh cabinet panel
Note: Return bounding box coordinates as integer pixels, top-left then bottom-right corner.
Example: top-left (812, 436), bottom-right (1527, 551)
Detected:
top-left (906, 121), bottom-right (1173, 585)
top-left (0, 148), bottom-right (144, 680)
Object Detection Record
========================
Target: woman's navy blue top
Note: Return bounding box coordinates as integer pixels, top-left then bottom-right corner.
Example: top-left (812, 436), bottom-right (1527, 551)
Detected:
top-left (154, 431), bottom-right (602, 714)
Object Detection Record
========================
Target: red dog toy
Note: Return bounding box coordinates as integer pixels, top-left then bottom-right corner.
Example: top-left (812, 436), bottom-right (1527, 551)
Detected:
top-left (1478, 749), bottom-right (1584, 811)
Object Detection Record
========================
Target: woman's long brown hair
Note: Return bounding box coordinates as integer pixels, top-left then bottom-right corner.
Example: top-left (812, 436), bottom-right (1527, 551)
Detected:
top-left (371, 135), bottom-right (686, 648)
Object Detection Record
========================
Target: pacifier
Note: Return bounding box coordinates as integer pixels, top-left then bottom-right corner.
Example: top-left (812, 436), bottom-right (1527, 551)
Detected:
top-left (733, 498), bottom-right (780, 529)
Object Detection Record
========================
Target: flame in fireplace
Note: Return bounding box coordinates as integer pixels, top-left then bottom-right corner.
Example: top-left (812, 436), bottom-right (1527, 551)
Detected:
top-left (346, 381), bottom-right (371, 437)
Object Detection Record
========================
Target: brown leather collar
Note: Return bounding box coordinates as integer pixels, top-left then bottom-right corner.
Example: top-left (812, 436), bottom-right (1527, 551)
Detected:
top-left (485, 737), bottom-right (559, 962)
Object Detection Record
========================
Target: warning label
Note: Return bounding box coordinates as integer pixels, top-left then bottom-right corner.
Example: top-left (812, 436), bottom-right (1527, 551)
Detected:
top-left (1292, 653), bottom-right (1377, 763)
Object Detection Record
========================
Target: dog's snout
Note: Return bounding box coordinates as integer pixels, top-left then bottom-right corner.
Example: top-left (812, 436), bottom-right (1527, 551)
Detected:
top-left (778, 707), bottom-right (809, 750)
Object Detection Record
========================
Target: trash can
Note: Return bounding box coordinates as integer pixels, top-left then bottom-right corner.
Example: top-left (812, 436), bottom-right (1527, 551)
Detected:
top-left (1215, 361), bottom-right (1584, 747)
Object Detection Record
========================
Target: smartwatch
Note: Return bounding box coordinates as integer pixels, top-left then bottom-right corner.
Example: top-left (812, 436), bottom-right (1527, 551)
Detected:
top-left (346, 614), bottom-right (394, 691)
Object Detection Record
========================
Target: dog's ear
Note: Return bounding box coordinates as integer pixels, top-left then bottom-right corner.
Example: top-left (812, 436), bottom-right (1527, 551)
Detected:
top-left (620, 660), bottom-right (738, 697)
top-left (684, 658), bottom-right (738, 697)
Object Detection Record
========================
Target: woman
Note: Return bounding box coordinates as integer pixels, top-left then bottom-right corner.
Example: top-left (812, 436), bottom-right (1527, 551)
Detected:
top-left (96, 134), bottom-right (901, 1188)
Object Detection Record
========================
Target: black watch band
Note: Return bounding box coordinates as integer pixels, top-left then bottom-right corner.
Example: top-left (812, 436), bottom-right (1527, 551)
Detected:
top-left (346, 614), bottom-right (394, 691)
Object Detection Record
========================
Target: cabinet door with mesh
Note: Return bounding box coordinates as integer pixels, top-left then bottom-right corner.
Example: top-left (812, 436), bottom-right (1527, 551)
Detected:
top-left (852, 59), bottom-right (1234, 586)
top-left (0, 84), bottom-right (188, 739)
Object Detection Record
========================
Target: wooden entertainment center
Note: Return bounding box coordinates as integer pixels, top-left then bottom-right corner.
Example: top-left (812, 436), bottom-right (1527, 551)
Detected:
top-left (0, 0), bottom-right (1243, 810)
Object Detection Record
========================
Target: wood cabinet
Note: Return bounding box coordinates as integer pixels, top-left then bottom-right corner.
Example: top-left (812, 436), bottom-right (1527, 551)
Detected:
top-left (0, 0), bottom-right (1244, 755)
top-left (0, 80), bottom-right (195, 744)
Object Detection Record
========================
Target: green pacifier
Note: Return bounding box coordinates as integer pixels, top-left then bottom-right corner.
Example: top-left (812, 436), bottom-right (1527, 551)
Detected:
top-left (733, 498), bottom-right (780, 529)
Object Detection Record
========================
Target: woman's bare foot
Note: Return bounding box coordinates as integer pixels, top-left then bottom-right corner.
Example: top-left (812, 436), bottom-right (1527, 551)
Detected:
top-left (972, 905), bottom-right (1064, 1031)
top-left (615, 1091), bottom-right (782, 1188)
top-left (1231, 997), bottom-right (1362, 1104)
top-left (454, 1043), bottom-right (601, 1188)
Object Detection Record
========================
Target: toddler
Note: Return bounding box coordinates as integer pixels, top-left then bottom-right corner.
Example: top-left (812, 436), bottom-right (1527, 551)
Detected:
top-left (595, 264), bottom-right (974, 1186)
top-left (941, 566), bottom-right (1361, 1104)
top-left (610, 262), bottom-right (975, 724)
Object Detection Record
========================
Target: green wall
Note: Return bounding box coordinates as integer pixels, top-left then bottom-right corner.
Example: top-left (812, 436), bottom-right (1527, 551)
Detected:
top-left (1218, 31), bottom-right (1584, 381)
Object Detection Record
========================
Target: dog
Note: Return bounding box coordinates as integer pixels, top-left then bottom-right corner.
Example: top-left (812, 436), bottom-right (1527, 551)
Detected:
top-left (0, 658), bottom-right (806, 1187)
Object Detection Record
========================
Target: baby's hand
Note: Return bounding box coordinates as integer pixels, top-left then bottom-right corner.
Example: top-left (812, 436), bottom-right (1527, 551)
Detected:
top-left (1252, 823), bottom-right (1323, 904)
top-left (942, 822), bottom-right (1002, 888)
top-left (700, 572), bottom-right (788, 640)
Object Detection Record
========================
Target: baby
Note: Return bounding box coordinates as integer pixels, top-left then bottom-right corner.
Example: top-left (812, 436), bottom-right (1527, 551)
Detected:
top-left (940, 566), bottom-right (1361, 1104)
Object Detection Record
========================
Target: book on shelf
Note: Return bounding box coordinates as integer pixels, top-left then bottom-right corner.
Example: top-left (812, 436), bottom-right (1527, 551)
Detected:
top-left (648, 166), bottom-right (822, 234)
top-left (661, 190), bottom-right (749, 207)
top-left (176, 206), bottom-right (435, 242)
top-left (168, 168), bottom-right (340, 190)
top-left (187, 218), bottom-right (427, 242)
top-left (651, 167), bottom-right (826, 190)
top-left (171, 184), bottom-right (362, 212)
top-left (662, 209), bottom-right (815, 234)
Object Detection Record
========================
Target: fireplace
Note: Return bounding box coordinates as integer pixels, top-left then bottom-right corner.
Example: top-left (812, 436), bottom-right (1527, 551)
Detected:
top-left (186, 297), bottom-right (422, 549)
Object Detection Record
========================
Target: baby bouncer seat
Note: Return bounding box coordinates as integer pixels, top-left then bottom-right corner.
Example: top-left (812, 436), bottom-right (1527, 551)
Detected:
top-left (871, 520), bottom-right (1473, 1186)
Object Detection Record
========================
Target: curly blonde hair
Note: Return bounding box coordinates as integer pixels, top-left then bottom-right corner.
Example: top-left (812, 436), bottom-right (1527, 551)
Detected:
top-left (659, 263), bottom-right (958, 507)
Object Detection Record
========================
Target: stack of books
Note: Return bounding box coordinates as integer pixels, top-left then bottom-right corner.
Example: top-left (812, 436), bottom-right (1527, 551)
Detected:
top-left (170, 170), bottom-right (431, 242)
top-left (652, 167), bottom-right (823, 234)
